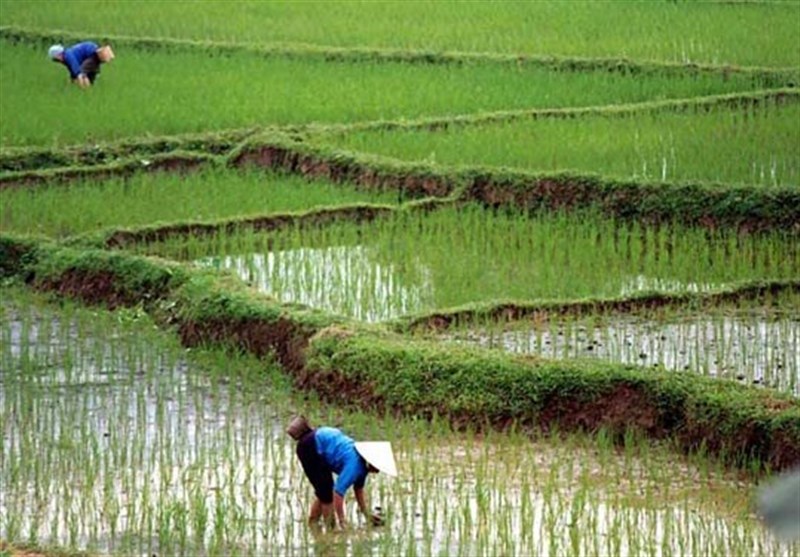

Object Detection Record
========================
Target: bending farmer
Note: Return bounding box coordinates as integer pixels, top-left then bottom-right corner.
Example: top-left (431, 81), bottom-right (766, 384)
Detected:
top-left (287, 416), bottom-right (397, 528)
top-left (48, 42), bottom-right (115, 88)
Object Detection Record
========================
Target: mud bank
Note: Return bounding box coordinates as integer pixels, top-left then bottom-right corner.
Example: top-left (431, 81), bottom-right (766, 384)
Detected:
top-left (0, 151), bottom-right (214, 190)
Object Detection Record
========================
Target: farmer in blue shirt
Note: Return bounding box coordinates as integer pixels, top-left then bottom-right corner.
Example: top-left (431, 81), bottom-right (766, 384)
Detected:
top-left (48, 42), bottom-right (114, 88)
top-left (287, 417), bottom-right (397, 528)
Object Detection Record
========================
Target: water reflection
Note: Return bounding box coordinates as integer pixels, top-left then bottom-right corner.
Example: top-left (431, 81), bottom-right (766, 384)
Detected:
top-left (446, 312), bottom-right (800, 395)
top-left (199, 246), bottom-right (433, 323)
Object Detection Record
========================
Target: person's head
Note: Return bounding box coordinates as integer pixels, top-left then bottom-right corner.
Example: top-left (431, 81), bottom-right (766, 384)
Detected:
top-left (48, 44), bottom-right (64, 62)
top-left (286, 415), bottom-right (312, 441)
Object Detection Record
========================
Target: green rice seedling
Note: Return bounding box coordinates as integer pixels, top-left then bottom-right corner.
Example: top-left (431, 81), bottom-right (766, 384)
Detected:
top-left (1, 1), bottom-right (798, 66)
top-left (319, 101), bottom-right (800, 188)
top-left (0, 39), bottom-right (776, 148)
top-left (446, 294), bottom-right (800, 395)
top-left (0, 168), bottom-right (402, 238)
top-left (138, 206), bottom-right (798, 322)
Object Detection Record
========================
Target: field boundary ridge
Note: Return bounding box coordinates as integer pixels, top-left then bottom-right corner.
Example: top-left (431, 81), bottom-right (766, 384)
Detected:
top-left (394, 280), bottom-right (800, 333)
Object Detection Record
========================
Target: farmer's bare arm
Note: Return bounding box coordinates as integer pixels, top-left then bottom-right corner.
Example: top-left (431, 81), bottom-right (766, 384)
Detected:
top-left (355, 487), bottom-right (383, 525)
top-left (74, 74), bottom-right (90, 88)
top-left (354, 487), bottom-right (369, 515)
top-left (333, 492), bottom-right (347, 527)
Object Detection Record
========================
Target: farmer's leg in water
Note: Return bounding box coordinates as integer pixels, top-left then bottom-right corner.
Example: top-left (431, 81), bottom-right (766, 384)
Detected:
top-left (296, 430), bottom-right (336, 526)
top-left (309, 496), bottom-right (335, 526)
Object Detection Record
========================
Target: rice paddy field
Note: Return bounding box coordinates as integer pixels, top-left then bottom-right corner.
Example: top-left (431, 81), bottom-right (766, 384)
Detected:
top-left (0, 289), bottom-right (793, 557)
top-left (136, 206), bottom-right (799, 316)
top-left (2, 1), bottom-right (800, 556)
top-left (1, 38), bottom-right (777, 148)
top-left (315, 100), bottom-right (800, 187)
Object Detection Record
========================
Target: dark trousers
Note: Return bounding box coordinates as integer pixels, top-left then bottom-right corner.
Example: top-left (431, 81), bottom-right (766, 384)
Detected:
top-left (80, 54), bottom-right (101, 83)
top-left (296, 430), bottom-right (335, 504)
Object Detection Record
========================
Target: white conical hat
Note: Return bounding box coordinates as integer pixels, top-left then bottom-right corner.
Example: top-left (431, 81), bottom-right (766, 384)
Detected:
top-left (355, 442), bottom-right (398, 477)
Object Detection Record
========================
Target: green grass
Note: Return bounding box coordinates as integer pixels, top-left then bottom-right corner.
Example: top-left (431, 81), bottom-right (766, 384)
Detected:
top-left (136, 206), bottom-right (800, 321)
top-left (315, 101), bottom-right (800, 187)
top-left (2, 0), bottom-right (799, 66)
top-left (0, 167), bottom-right (401, 238)
top-left (0, 40), bottom-right (778, 148)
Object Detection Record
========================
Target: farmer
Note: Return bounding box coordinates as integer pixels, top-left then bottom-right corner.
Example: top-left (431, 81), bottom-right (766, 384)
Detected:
top-left (48, 42), bottom-right (114, 88)
top-left (287, 416), bottom-right (397, 528)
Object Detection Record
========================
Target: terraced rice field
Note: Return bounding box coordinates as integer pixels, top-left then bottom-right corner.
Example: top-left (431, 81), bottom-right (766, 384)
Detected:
top-left (1, 2), bottom-right (799, 556)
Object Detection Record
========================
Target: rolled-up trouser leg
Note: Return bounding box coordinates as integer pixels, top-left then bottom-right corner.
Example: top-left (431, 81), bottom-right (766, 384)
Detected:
top-left (296, 429), bottom-right (334, 504)
top-left (80, 54), bottom-right (101, 83)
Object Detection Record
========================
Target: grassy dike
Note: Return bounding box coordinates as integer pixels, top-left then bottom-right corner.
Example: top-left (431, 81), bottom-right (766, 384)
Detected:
top-left (2, 233), bottom-right (799, 472)
top-left (392, 279), bottom-right (800, 333)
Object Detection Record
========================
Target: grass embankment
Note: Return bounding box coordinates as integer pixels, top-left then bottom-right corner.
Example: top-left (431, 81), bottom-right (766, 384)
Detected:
top-left (1, 233), bottom-right (798, 471)
top-left (0, 128), bottom-right (254, 173)
top-left (394, 279), bottom-right (800, 333)
top-left (0, 38), bottom-right (782, 148)
top-left (1, 1), bottom-right (798, 66)
top-left (227, 137), bottom-right (800, 232)
top-left (2, 126), bottom-right (798, 236)
top-left (316, 100), bottom-right (800, 188)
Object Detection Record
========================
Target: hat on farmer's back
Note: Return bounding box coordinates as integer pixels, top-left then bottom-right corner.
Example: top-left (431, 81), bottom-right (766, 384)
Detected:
top-left (48, 44), bottom-right (64, 60)
top-left (355, 442), bottom-right (398, 476)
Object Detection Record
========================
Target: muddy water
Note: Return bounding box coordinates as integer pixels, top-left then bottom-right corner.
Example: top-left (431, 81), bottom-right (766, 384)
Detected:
top-left (0, 303), bottom-right (792, 556)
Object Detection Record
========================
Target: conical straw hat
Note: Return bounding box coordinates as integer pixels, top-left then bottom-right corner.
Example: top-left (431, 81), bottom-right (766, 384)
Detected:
top-left (355, 442), bottom-right (398, 477)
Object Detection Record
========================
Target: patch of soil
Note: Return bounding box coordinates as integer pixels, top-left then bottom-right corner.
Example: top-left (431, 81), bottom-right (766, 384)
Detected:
top-left (538, 383), bottom-right (664, 437)
top-left (33, 268), bottom-right (172, 310)
top-left (178, 316), bottom-right (311, 373)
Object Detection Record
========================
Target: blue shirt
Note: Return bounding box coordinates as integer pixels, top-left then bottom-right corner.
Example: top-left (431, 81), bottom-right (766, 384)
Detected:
top-left (62, 42), bottom-right (99, 79)
top-left (315, 427), bottom-right (368, 496)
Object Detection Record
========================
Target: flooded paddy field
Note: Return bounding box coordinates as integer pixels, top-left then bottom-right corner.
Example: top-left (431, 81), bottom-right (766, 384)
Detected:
top-left (134, 206), bottom-right (799, 321)
top-left (440, 300), bottom-right (800, 396)
top-left (317, 101), bottom-right (800, 187)
top-left (0, 168), bottom-right (401, 239)
top-left (1, 288), bottom-right (794, 556)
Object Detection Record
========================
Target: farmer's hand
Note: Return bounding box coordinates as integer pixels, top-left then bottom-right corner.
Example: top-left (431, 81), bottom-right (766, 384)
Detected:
top-left (369, 511), bottom-right (385, 526)
top-left (75, 74), bottom-right (90, 88)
